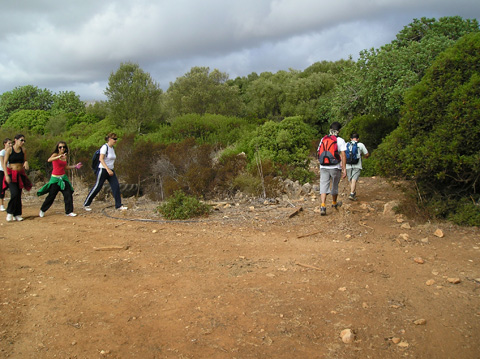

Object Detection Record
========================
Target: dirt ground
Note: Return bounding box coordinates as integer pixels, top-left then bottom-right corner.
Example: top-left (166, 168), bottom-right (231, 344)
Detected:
top-left (1, 176), bottom-right (479, 359)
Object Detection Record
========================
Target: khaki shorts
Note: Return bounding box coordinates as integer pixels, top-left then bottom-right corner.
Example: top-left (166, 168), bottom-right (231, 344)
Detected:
top-left (320, 168), bottom-right (341, 195)
top-left (347, 167), bottom-right (362, 181)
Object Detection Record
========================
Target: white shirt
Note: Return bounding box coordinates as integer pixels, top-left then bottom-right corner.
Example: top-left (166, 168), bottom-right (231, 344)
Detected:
top-left (0, 149), bottom-right (5, 171)
top-left (99, 144), bottom-right (116, 170)
top-left (319, 136), bottom-right (347, 170)
top-left (346, 141), bottom-right (369, 170)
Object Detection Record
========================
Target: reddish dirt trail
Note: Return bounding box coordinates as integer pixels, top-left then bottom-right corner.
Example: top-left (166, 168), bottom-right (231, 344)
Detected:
top-left (1, 177), bottom-right (479, 358)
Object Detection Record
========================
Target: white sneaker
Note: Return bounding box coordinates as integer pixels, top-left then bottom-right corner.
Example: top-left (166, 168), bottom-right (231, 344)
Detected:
top-left (117, 205), bottom-right (128, 211)
top-left (66, 212), bottom-right (77, 217)
top-left (0, 205), bottom-right (5, 211)
top-left (6, 213), bottom-right (14, 222)
top-left (39, 210), bottom-right (45, 218)
top-left (84, 206), bottom-right (92, 211)
top-left (14, 216), bottom-right (24, 221)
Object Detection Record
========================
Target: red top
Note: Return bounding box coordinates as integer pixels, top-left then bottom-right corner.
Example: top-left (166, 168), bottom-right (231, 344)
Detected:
top-left (52, 159), bottom-right (67, 176)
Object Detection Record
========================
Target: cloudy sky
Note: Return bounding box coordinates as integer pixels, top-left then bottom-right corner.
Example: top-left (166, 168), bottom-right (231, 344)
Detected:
top-left (1, 0), bottom-right (479, 101)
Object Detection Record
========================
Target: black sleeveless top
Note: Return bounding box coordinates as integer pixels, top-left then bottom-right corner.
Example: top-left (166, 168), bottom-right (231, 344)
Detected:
top-left (9, 148), bottom-right (24, 164)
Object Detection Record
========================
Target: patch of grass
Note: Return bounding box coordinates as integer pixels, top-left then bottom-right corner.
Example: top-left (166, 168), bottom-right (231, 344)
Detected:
top-left (157, 190), bottom-right (211, 220)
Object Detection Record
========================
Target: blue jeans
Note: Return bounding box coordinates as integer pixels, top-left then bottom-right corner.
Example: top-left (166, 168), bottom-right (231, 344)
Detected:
top-left (84, 169), bottom-right (122, 209)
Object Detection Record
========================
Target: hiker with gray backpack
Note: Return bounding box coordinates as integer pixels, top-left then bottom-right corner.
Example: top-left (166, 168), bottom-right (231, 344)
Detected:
top-left (346, 133), bottom-right (369, 201)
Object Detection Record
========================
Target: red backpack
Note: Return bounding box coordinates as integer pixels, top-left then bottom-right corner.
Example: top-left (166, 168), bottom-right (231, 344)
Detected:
top-left (318, 135), bottom-right (340, 166)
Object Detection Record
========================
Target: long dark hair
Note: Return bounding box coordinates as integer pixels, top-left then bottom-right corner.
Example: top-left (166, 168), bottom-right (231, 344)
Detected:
top-left (52, 141), bottom-right (69, 155)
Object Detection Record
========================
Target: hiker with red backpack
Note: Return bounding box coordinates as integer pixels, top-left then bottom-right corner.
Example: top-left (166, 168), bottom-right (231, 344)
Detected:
top-left (317, 122), bottom-right (347, 216)
top-left (346, 133), bottom-right (369, 201)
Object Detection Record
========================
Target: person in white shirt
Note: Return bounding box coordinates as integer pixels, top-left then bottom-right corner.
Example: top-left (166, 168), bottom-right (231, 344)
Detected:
top-left (346, 133), bottom-right (370, 201)
top-left (83, 133), bottom-right (127, 211)
top-left (318, 122), bottom-right (347, 216)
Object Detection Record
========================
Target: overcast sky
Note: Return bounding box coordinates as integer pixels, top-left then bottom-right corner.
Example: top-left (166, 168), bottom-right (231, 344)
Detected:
top-left (1, 0), bottom-right (479, 101)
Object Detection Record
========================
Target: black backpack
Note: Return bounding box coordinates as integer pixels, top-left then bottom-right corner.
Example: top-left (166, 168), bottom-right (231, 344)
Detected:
top-left (91, 144), bottom-right (108, 173)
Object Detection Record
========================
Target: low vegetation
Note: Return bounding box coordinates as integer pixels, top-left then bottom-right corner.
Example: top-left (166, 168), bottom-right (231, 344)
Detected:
top-left (157, 190), bottom-right (211, 220)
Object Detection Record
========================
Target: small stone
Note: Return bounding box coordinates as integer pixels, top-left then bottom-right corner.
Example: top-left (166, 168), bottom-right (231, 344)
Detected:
top-left (396, 217), bottom-right (405, 223)
top-left (414, 318), bottom-right (427, 325)
top-left (414, 257), bottom-right (425, 264)
top-left (338, 287), bottom-right (347, 292)
top-left (401, 223), bottom-right (411, 229)
top-left (447, 278), bottom-right (461, 284)
top-left (152, 230), bottom-right (157, 233)
top-left (397, 341), bottom-right (409, 348)
top-left (345, 234), bottom-right (352, 240)
top-left (399, 233), bottom-right (410, 241)
top-left (421, 237), bottom-right (429, 243)
top-left (426, 279), bottom-right (435, 286)
top-left (434, 229), bottom-right (444, 238)
top-left (391, 337), bottom-right (401, 344)
top-left (362, 302), bottom-right (369, 309)
top-left (340, 329), bottom-right (355, 343)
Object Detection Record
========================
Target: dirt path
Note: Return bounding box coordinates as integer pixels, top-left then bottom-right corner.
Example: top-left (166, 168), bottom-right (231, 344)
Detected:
top-left (1, 177), bottom-right (479, 358)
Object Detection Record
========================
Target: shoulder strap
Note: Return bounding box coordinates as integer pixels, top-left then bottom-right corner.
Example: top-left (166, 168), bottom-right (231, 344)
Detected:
top-left (103, 143), bottom-right (109, 157)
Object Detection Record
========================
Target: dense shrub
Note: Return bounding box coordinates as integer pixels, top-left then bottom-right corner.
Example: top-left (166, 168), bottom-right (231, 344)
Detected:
top-left (340, 114), bottom-right (398, 152)
top-left (246, 116), bottom-right (315, 183)
top-left (375, 33), bottom-right (480, 225)
top-left (157, 190), bottom-right (211, 220)
top-left (3, 110), bottom-right (50, 134)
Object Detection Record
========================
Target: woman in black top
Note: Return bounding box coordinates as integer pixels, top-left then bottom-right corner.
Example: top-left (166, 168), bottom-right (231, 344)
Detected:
top-left (2, 134), bottom-right (32, 222)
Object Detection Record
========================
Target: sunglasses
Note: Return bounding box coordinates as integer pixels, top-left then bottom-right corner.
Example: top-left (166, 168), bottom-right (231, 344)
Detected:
top-left (20, 139), bottom-right (26, 142)
top-left (58, 146), bottom-right (66, 149)
top-left (112, 138), bottom-right (118, 141)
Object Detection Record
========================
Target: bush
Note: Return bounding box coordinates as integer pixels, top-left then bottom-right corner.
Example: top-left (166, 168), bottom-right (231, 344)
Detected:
top-left (449, 200), bottom-right (480, 226)
top-left (374, 33), bottom-right (480, 225)
top-left (340, 113), bottom-right (398, 152)
top-left (157, 190), bottom-right (211, 220)
top-left (247, 116), bottom-right (315, 182)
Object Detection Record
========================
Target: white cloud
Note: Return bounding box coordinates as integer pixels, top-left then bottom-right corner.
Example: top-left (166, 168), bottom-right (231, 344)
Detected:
top-left (0, 0), bottom-right (479, 100)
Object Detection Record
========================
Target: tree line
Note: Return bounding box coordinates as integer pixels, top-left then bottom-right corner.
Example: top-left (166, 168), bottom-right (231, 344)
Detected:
top-left (0, 16), bottom-right (479, 225)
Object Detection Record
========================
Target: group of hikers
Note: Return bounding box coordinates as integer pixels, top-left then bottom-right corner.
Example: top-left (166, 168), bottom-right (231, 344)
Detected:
top-left (1, 132), bottom-right (127, 222)
top-left (1, 124), bottom-right (368, 222)
top-left (317, 121), bottom-right (369, 216)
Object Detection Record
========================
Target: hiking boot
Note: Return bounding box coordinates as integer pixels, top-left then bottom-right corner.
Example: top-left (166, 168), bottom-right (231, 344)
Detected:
top-left (6, 213), bottom-right (14, 222)
top-left (39, 210), bottom-right (45, 218)
top-left (320, 206), bottom-right (326, 216)
top-left (83, 206), bottom-right (92, 211)
top-left (14, 216), bottom-right (24, 221)
top-left (332, 201), bottom-right (342, 209)
top-left (348, 193), bottom-right (357, 201)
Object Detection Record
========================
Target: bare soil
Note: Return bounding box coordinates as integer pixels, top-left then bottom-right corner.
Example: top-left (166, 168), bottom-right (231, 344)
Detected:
top-left (1, 177), bottom-right (479, 359)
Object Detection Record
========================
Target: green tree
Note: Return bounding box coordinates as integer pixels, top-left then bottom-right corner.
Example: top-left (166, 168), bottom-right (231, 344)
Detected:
top-left (243, 71), bottom-right (289, 120)
top-left (51, 91), bottom-right (86, 116)
top-left (166, 67), bottom-right (244, 117)
top-left (374, 32), bottom-right (480, 222)
top-left (2, 109), bottom-right (50, 134)
top-left (105, 62), bottom-right (163, 133)
top-left (332, 16), bottom-right (479, 123)
top-left (0, 85), bottom-right (53, 125)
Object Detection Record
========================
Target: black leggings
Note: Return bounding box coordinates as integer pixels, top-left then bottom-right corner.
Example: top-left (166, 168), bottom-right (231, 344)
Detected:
top-left (7, 181), bottom-right (22, 216)
top-left (40, 183), bottom-right (74, 214)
